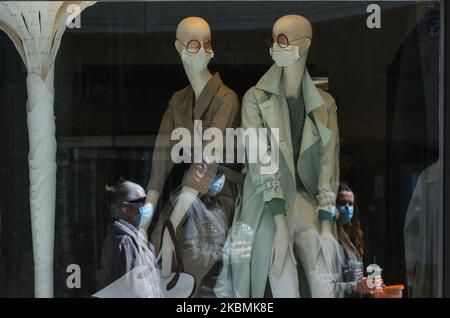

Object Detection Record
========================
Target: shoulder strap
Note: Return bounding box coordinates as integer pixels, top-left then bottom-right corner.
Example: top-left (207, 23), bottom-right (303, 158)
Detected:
top-left (160, 219), bottom-right (185, 291)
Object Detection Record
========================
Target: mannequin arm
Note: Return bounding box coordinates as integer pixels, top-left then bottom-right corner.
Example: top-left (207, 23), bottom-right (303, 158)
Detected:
top-left (145, 189), bottom-right (160, 206)
top-left (171, 186), bottom-right (199, 230)
top-left (320, 219), bottom-right (333, 234)
top-left (160, 186), bottom-right (199, 277)
top-left (317, 98), bottom-right (340, 225)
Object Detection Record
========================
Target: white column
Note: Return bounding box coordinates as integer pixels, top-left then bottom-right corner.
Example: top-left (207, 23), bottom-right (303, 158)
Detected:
top-left (0, 1), bottom-right (96, 298)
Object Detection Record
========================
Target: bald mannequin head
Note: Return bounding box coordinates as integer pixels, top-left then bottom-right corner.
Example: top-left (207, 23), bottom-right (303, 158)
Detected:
top-left (173, 16), bottom-right (214, 94)
top-left (175, 17), bottom-right (212, 53)
top-left (272, 15), bottom-right (312, 54)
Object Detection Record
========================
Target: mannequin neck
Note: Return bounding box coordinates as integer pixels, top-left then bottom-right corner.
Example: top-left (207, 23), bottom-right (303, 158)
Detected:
top-left (282, 55), bottom-right (307, 99)
top-left (183, 65), bottom-right (212, 101)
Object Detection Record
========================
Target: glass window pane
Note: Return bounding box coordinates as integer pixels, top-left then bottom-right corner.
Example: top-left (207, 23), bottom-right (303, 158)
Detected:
top-left (0, 1), bottom-right (443, 298)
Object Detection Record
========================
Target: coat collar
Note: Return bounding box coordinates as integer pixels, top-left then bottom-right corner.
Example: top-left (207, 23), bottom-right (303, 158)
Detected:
top-left (114, 218), bottom-right (142, 241)
top-left (114, 218), bottom-right (155, 252)
top-left (256, 63), bottom-right (333, 148)
top-left (255, 63), bottom-right (325, 114)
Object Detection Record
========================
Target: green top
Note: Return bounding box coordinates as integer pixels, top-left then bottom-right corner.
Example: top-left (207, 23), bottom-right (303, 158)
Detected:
top-left (287, 90), bottom-right (306, 188)
top-left (268, 91), bottom-right (307, 217)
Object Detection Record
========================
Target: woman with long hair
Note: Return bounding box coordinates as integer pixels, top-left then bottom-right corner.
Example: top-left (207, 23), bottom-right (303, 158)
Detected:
top-left (336, 183), bottom-right (364, 262)
top-left (335, 182), bottom-right (365, 297)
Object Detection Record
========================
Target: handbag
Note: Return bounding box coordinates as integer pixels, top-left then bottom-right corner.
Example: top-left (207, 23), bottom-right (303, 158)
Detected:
top-left (159, 219), bottom-right (196, 298)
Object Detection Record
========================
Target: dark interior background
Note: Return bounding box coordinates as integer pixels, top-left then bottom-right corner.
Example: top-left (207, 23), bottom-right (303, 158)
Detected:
top-left (0, 1), bottom-right (440, 297)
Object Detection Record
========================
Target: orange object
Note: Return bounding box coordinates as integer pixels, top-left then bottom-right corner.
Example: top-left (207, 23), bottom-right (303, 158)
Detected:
top-left (372, 284), bottom-right (405, 298)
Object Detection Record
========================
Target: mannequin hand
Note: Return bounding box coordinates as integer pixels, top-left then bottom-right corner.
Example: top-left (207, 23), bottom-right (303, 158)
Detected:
top-left (271, 214), bottom-right (289, 278)
top-left (230, 241), bottom-right (252, 264)
top-left (230, 222), bottom-right (254, 264)
top-left (158, 228), bottom-right (175, 278)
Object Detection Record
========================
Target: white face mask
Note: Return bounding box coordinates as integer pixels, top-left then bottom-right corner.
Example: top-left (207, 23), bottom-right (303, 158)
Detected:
top-left (181, 47), bottom-right (214, 72)
top-left (269, 44), bottom-right (301, 67)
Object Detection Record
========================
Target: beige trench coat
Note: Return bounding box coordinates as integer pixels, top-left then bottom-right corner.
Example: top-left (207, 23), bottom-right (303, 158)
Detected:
top-left (147, 73), bottom-right (242, 296)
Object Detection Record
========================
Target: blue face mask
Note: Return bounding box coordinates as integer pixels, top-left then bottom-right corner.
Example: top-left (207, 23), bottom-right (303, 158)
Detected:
top-left (339, 204), bottom-right (354, 225)
top-left (207, 174), bottom-right (225, 197)
top-left (135, 203), bottom-right (154, 227)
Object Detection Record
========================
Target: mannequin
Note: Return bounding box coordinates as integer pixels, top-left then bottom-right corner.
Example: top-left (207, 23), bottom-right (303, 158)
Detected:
top-left (146, 17), bottom-right (242, 297)
top-left (269, 14), bottom-right (340, 298)
top-left (404, 161), bottom-right (439, 297)
top-left (215, 15), bottom-right (340, 298)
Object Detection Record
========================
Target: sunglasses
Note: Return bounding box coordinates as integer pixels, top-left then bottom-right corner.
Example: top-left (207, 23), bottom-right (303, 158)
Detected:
top-left (177, 39), bottom-right (214, 54)
top-left (265, 34), bottom-right (311, 48)
top-left (123, 196), bottom-right (147, 205)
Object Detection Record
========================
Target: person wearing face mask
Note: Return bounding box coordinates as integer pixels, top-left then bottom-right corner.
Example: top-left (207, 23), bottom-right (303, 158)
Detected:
top-left (97, 178), bottom-right (164, 297)
top-left (334, 182), bottom-right (366, 298)
top-left (146, 17), bottom-right (242, 297)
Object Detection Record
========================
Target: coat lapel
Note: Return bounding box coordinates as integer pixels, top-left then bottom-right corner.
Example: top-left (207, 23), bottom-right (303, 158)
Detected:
top-left (257, 95), bottom-right (295, 176)
top-left (301, 69), bottom-right (332, 153)
top-left (172, 73), bottom-right (223, 133)
top-left (172, 88), bottom-right (194, 132)
top-left (193, 73), bottom-right (222, 120)
top-left (254, 64), bottom-right (333, 170)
